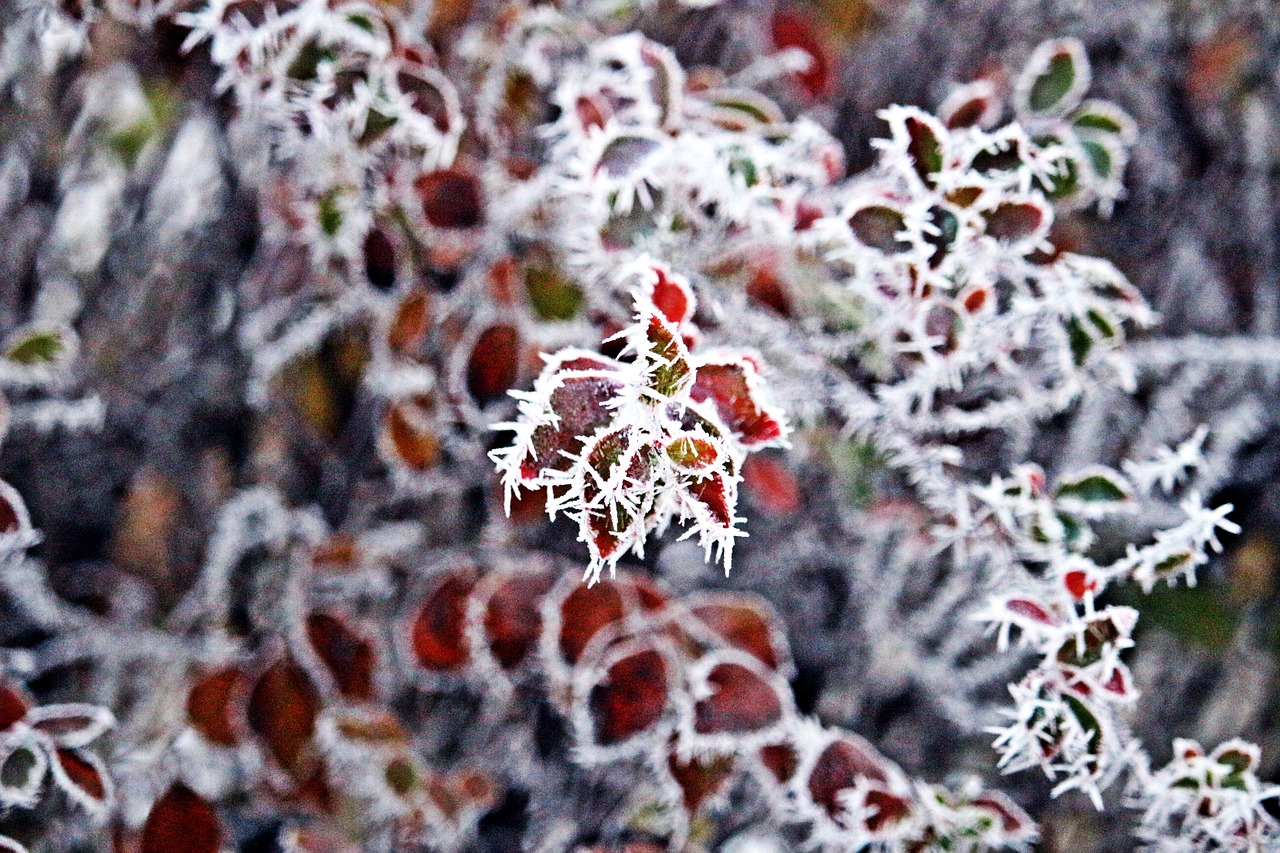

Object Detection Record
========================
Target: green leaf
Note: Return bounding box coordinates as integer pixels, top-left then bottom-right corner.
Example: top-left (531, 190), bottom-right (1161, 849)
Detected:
top-left (525, 263), bottom-right (583, 321)
top-left (1055, 470), bottom-right (1131, 503)
top-left (7, 329), bottom-right (66, 365)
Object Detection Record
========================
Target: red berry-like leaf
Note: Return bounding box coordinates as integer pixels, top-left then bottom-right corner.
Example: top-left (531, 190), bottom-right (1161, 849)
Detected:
top-left (586, 645), bottom-right (670, 748)
top-left (690, 359), bottom-right (784, 448)
top-left (187, 667), bottom-right (243, 746)
top-left (467, 324), bottom-right (521, 406)
top-left (412, 570), bottom-right (477, 672)
top-left (807, 736), bottom-right (892, 819)
top-left (0, 681), bottom-right (30, 732)
top-left (305, 612), bottom-right (377, 700)
top-left (415, 169), bottom-right (483, 229)
top-left (247, 657), bottom-right (321, 776)
top-left (689, 594), bottom-right (789, 672)
top-left (141, 784), bottom-right (221, 853)
top-left (691, 660), bottom-right (785, 736)
top-left (482, 571), bottom-right (556, 670)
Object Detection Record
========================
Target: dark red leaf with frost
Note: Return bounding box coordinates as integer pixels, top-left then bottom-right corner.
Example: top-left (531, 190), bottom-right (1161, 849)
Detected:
top-left (983, 201), bottom-right (1046, 242)
top-left (28, 707), bottom-right (110, 747)
top-left (971, 791), bottom-right (1033, 835)
top-left (667, 748), bottom-right (736, 813)
top-left (467, 324), bottom-right (520, 406)
top-left (626, 575), bottom-right (669, 612)
top-left (587, 646), bottom-right (670, 747)
top-left (483, 571), bottom-right (555, 669)
top-left (904, 114), bottom-right (945, 186)
top-left (686, 473), bottom-right (732, 527)
top-left (412, 571), bottom-right (477, 671)
top-left (1005, 598), bottom-right (1056, 624)
top-left (415, 169), bottom-right (483, 228)
top-left (247, 658), bottom-right (321, 775)
top-left (690, 361), bottom-right (783, 447)
top-left (758, 741), bottom-right (799, 783)
top-left (141, 784), bottom-right (221, 853)
top-left (187, 668), bottom-right (243, 746)
top-left (557, 579), bottom-right (626, 665)
top-left (522, 376), bottom-right (622, 478)
top-left (807, 737), bottom-right (892, 818)
top-left (864, 786), bottom-right (912, 832)
top-left (0, 681), bottom-right (29, 732)
top-left (690, 595), bottom-right (786, 671)
top-left (943, 93), bottom-right (996, 129)
top-left (305, 612), bottom-right (376, 700)
top-left (52, 748), bottom-right (108, 806)
top-left (692, 661), bottom-right (785, 736)
top-left (596, 136), bottom-right (661, 178)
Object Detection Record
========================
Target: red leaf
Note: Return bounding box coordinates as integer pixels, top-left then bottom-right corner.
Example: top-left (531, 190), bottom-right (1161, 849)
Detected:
top-left (415, 169), bottom-right (483, 229)
top-left (306, 612), bottom-right (377, 700)
top-left (649, 268), bottom-right (694, 326)
top-left (770, 10), bottom-right (831, 99)
top-left (690, 360), bottom-right (783, 447)
top-left (758, 741), bottom-right (799, 784)
top-left (387, 289), bottom-right (430, 360)
top-left (383, 401), bottom-right (442, 471)
top-left (971, 791), bottom-right (1033, 835)
top-left (807, 736), bottom-right (891, 819)
top-left (467, 324), bottom-right (521, 406)
top-left (482, 571), bottom-right (556, 670)
top-left (1005, 598), bottom-right (1056, 625)
top-left (0, 681), bottom-right (30, 732)
top-left (187, 668), bottom-right (243, 746)
top-left (692, 661), bottom-right (785, 736)
top-left (412, 571), bottom-right (477, 672)
top-left (557, 580), bottom-right (626, 666)
top-left (741, 455), bottom-right (801, 516)
top-left (141, 784), bottom-right (221, 853)
top-left (587, 646), bottom-right (670, 747)
top-left (247, 658), bottom-right (321, 776)
top-left (686, 473), bottom-right (732, 527)
top-left (51, 748), bottom-right (109, 808)
top-left (362, 228), bottom-right (396, 291)
top-left (983, 201), bottom-right (1046, 242)
top-left (27, 705), bottom-right (112, 748)
top-left (689, 594), bottom-right (788, 672)
top-left (864, 786), bottom-right (912, 832)
top-left (667, 748), bottom-right (735, 813)
top-left (523, 376), bottom-right (623, 478)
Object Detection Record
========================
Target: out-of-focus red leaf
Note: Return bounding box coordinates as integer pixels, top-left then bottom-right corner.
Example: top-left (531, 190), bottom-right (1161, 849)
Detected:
top-left (691, 661), bottom-right (785, 736)
top-left (412, 571), bottom-right (477, 672)
top-left (305, 612), bottom-right (377, 700)
top-left (247, 657), bottom-right (321, 776)
top-left (467, 324), bottom-right (521, 405)
top-left (587, 646), bottom-right (670, 747)
top-left (141, 784), bottom-right (221, 853)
